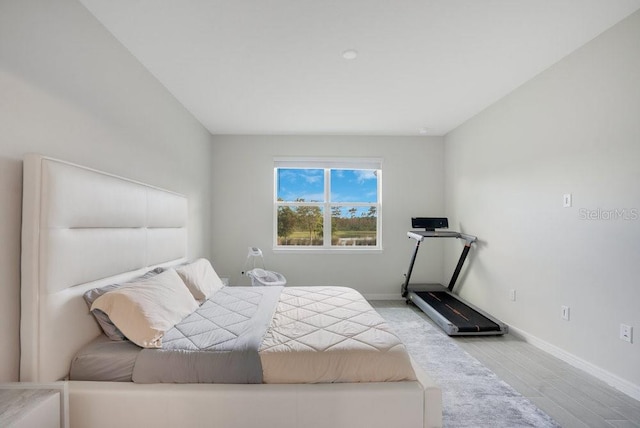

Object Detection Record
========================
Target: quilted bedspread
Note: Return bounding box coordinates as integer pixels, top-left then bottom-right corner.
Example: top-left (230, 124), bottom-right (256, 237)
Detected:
top-left (133, 286), bottom-right (282, 383)
top-left (259, 286), bottom-right (417, 383)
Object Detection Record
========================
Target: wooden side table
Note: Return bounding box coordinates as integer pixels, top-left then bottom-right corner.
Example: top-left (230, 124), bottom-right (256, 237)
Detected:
top-left (0, 383), bottom-right (68, 428)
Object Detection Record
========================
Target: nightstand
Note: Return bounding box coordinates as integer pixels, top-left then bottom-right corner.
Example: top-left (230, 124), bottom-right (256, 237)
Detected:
top-left (0, 383), bottom-right (68, 428)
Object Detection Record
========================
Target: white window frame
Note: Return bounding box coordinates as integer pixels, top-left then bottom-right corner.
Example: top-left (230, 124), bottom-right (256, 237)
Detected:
top-left (273, 157), bottom-right (383, 253)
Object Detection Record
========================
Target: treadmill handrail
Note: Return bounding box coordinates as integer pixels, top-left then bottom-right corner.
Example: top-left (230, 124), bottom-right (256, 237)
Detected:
top-left (407, 230), bottom-right (477, 244)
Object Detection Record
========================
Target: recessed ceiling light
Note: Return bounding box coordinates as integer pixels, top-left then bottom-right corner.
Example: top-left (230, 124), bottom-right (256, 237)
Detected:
top-left (342, 49), bottom-right (358, 60)
top-left (419, 127), bottom-right (432, 135)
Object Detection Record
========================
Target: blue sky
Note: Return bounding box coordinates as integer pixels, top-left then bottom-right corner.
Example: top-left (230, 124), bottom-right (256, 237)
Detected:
top-left (277, 169), bottom-right (378, 207)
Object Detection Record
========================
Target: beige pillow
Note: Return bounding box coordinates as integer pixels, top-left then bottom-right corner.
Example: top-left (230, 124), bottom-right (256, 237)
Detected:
top-left (91, 269), bottom-right (198, 348)
top-left (175, 258), bottom-right (225, 303)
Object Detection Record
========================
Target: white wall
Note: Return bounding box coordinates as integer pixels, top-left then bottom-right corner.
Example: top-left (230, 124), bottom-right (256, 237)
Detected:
top-left (211, 135), bottom-right (445, 297)
top-left (444, 11), bottom-right (640, 397)
top-left (0, 0), bottom-right (213, 381)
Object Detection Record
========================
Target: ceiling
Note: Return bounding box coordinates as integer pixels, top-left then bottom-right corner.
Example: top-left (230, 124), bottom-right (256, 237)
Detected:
top-left (79, 0), bottom-right (640, 136)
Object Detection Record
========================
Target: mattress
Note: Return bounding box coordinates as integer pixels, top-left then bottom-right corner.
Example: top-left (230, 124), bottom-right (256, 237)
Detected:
top-left (70, 286), bottom-right (416, 384)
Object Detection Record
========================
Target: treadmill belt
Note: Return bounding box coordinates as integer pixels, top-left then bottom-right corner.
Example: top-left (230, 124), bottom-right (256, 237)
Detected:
top-left (415, 291), bottom-right (501, 333)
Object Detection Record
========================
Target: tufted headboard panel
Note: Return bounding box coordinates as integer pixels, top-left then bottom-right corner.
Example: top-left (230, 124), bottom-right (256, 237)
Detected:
top-left (20, 154), bottom-right (188, 382)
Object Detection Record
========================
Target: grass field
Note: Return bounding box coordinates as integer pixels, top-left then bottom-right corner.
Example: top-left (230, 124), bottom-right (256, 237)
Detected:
top-left (278, 229), bottom-right (376, 246)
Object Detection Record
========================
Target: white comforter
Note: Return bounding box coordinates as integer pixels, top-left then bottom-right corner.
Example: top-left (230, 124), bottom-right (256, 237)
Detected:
top-left (259, 286), bottom-right (417, 383)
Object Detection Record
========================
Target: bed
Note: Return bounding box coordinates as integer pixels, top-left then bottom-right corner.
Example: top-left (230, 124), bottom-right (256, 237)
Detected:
top-left (19, 154), bottom-right (443, 428)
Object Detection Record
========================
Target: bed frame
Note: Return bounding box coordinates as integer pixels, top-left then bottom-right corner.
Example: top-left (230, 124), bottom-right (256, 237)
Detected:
top-left (20, 154), bottom-right (442, 428)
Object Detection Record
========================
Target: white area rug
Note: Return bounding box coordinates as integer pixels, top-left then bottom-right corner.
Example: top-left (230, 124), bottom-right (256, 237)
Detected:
top-left (377, 307), bottom-right (560, 428)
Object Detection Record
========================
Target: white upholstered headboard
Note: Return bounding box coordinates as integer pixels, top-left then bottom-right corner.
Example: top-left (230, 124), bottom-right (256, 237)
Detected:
top-left (20, 154), bottom-right (188, 382)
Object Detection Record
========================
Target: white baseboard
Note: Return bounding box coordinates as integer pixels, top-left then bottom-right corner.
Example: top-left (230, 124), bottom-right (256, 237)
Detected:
top-left (508, 325), bottom-right (640, 402)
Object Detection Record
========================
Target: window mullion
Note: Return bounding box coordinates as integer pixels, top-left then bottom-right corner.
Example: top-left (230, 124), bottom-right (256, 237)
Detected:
top-left (324, 168), bottom-right (331, 247)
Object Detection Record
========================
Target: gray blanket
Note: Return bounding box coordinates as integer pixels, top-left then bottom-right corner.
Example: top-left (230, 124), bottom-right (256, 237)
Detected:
top-left (132, 286), bottom-right (283, 384)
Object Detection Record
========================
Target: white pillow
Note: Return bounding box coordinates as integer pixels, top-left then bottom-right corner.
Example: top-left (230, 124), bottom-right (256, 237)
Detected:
top-left (91, 269), bottom-right (198, 348)
top-left (175, 258), bottom-right (225, 303)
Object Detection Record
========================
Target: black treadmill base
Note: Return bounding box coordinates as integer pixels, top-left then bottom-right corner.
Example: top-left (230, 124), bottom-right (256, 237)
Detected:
top-left (414, 291), bottom-right (502, 333)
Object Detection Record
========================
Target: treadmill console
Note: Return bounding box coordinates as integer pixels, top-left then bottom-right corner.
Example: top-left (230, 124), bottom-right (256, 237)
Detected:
top-left (411, 217), bottom-right (448, 231)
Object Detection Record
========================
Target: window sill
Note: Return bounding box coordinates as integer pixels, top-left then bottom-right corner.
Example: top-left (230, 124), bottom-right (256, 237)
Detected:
top-left (273, 247), bottom-right (383, 255)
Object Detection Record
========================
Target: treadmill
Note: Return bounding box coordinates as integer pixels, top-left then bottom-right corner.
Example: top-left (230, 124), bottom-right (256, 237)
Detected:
top-left (402, 217), bottom-right (507, 336)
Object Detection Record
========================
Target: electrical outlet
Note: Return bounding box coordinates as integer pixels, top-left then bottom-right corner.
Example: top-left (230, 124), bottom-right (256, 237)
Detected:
top-left (561, 305), bottom-right (570, 321)
top-left (509, 289), bottom-right (516, 302)
top-left (620, 324), bottom-right (633, 343)
top-left (563, 193), bottom-right (572, 208)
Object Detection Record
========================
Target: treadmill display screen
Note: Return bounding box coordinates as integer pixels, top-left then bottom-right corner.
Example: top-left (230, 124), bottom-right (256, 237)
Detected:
top-left (411, 217), bottom-right (448, 230)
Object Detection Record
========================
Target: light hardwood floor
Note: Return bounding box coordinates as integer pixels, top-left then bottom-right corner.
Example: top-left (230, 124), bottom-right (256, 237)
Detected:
top-left (371, 301), bottom-right (640, 428)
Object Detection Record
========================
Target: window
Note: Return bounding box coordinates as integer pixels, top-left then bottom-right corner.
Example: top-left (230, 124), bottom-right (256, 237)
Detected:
top-left (274, 158), bottom-right (382, 250)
